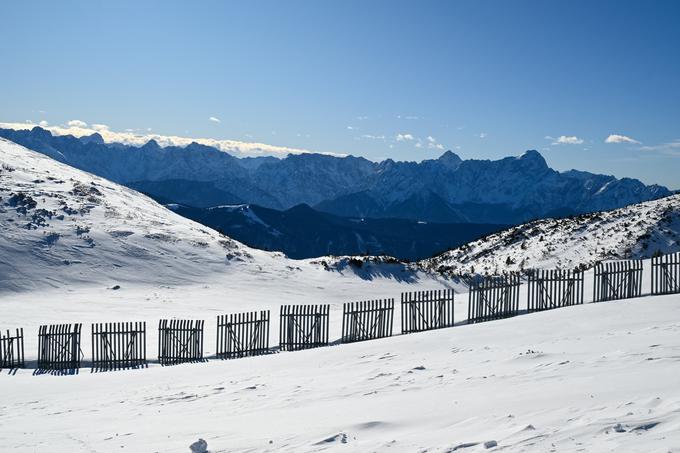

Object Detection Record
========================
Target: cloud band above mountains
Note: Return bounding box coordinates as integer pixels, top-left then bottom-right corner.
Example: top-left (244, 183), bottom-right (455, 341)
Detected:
top-left (0, 120), bottom-right (345, 158)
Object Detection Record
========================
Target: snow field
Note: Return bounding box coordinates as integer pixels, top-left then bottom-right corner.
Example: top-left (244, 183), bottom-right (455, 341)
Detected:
top-left (1, 292), bottom-right (679, 452)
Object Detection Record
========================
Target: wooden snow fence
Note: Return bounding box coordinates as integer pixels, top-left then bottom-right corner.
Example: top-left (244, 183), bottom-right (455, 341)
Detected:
top-left (158, 319), bottom-right (205, 365)
top-left (0, 328), bottom-right (24, 369)
top-left (651, 252), bottom-right (680, 296)
top-left (400, 289), bottom-right (455, 334)
top-left (216, 310), bottom-right (270, 359)
top-left (593, 260), bottom-right (643, 302)
top-left (91, 322), bottom-right (146, 370)
top-left (341, 299), bottom-right (394, 343)
top-left (527, 269), bottom-right (585, 312)
top-left (279, 305), bottom-right (330, 351)
top-left (37, 323), bottom-right (83, 370)
top-left (467, 274), bottom-right (521, 324)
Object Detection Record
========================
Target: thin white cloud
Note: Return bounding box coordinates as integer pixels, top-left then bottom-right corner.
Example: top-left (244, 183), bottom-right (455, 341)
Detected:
top-left (415, 142), bottom-right (423, 148)
top-left (546, 135), bottom-right (584, 145)
top-left (396, 133), bottom-right (414, 141)
top-left (425, 135), bottom-right (444, 150)
top-left (209, 116), bottom-right (221, 123)
top-left (478, 132), bottom-right (487, 139)
top-left (91, 124), bottom-right (110, 132)
top-left (360, 134), bottom-right (386, 140)
top-left (640, 139), bottom-right (680, 156)
top-left (346, 126), bottom-right (354, 130)
top-left (356, 116), bottom-right (369, 121)
top-left (557, 135), bottom-right (583, 145)
top-left (0, 120), bottom-right (345, 158)
top-left (605, 134), bottom-right (641, 144)
top-left (67, 119), bottom-right (88, 128)
top-left (38, 120), bottom-right (49, 127)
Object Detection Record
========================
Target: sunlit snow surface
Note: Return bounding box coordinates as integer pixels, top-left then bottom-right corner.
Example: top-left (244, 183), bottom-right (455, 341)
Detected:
top-left (2, 138), bottom-right (680, 452)
top-left (1, 288), bottom-right (680, 452)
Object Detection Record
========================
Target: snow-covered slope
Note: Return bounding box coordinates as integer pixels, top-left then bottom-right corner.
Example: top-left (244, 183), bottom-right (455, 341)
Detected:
top-left (423, 194), bottom-right (680, 274)
top-left (0, 138), bottom-right (446, 293)
top-left (0, 138), bottom-right (293, 292)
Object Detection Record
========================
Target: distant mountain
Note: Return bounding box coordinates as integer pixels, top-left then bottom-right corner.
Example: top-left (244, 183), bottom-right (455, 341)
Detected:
top-left (166, 202), bottom-right (506, 260)
top-left (0, 127), bottom-right (671, 224)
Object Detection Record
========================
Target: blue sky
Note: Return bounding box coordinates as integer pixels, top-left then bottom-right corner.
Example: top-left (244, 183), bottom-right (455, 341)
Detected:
top-left (1, 0), bottom-right (679, 188)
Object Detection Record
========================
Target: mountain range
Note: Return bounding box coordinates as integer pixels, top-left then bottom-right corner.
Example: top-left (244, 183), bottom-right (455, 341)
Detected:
top-left (0, 127), bottom-right (671, 226)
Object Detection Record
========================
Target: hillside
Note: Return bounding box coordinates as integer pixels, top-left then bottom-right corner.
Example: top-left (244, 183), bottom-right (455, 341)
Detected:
top-left (0, 127), bottom-right (671, 224)
top-left (423, 194), bottom-right (680, 275)
top-left (165, 202), bottom-right (505, 260)
top-left (0, 138), bottom-right (290, 292)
